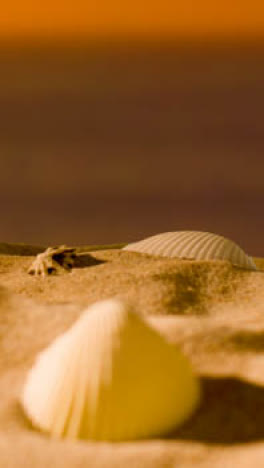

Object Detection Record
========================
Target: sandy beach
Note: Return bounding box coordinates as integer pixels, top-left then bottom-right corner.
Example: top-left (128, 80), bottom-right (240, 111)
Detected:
top-left (1, 243), bottom-right (264, 467)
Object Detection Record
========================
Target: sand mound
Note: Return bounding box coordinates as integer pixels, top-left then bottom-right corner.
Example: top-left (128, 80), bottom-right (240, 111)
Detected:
top-left (1, 245), bottom-right (264, 467)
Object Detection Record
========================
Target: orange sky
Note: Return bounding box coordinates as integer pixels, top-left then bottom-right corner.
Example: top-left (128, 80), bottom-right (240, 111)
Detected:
top-left (1, 1), bottom-right (264, 40)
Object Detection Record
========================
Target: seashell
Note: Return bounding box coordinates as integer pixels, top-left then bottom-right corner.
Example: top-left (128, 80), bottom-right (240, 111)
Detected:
top-left (28, 246), bottom-right (77, 276)
top-left (21, 299), bottom-right (199, 441)
top-left (123, 231), bottom-right (256, 270)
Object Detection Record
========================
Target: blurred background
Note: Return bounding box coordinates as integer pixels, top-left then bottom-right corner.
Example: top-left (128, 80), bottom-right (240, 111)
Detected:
top-left (0, 1), bottom-right (264, 254)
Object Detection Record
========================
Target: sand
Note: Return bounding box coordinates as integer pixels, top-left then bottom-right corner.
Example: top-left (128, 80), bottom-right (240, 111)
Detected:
top-left (1, 244), bottom-right (264, 467)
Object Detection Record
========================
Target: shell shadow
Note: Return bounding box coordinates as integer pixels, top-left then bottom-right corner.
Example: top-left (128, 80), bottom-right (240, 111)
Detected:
top-left (226, 330), bottom-right (264, 353)
top-left (17, 375), bottom-right (264, 444)
top-left (172, 376), bottom-right (264, 444)
top-left (74, 253), bottom-right (106, 269)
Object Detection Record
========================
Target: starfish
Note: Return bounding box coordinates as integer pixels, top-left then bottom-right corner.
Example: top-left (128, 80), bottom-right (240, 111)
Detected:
top-left (28, 246), bottom-right (77, 276)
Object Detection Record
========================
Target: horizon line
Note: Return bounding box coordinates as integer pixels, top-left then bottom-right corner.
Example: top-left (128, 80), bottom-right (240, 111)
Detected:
top-left (1, 33), bottom-right (264, 50)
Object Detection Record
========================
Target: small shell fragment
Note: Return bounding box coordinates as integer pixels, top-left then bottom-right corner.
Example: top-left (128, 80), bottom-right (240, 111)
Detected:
top-left (123, 231), bottom-right (256, 270)
top-left (21, 299), bottom-right (200, 441)
top-left (28, 246), bottom-right (77, 276)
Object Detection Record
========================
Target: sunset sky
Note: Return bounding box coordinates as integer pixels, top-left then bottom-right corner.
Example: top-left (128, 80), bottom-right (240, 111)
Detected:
top-left (1, 1), bottom-right (264, 252)
top-left (1, 1), bottom-right (264, 41)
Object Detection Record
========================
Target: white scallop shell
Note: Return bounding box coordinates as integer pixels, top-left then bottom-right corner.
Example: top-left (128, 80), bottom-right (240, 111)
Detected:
top-left (123, 231), bottom-right (256, 270)
top-left (21, 299), bottom-right (199, 441)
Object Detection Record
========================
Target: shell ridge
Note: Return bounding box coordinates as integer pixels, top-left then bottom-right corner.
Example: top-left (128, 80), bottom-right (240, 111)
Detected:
top-left (194, 233), bottom-right (221, 260)
top-left (221, 239), bottom-right (237, 262)
top-left (142, 232), bottom-right (176, 256)
top-left (229, 243), bottom-right (242, 267)
top-left (152, 232), bottom-right (189, 257)
top-left (206, 235), bottom-right (228, 260)
top-left (52, 329), bottom-right (87, 437)
top-left (201, 234), bottom-right (232, 261)
top-left (181, 232), bottom-right (211, 259)
top-left (127, 234), bottom-right (162, 253)
top-left (65, 324), bottom-right (93, 439)
top-left (165, 231), bottom-right (199, 257)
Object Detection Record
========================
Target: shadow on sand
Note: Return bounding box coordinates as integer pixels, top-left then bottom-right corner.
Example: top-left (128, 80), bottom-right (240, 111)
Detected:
top-left (227, 330), bottom-right (264, 354)
top-left (74, 253), bottom-right (106, 269)
top-left (16, 375), bottom-right (264, 444)
top-left (173, 375), bottom-right (264, 444)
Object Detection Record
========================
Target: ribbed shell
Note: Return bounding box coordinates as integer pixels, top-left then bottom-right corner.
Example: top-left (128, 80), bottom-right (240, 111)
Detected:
top-left (21, 299), bottom-right (199, 442)
top-left (124, 231), bottom-right (256, 270)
